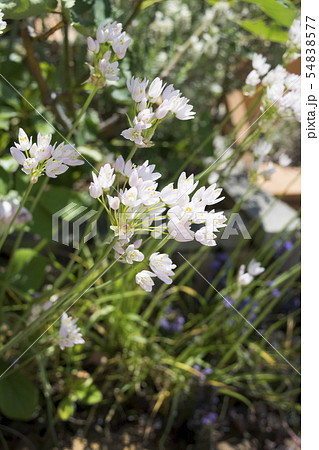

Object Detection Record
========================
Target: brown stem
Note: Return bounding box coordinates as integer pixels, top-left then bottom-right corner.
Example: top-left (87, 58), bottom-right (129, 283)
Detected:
top-left (30, 20), bottom-right (65, 42)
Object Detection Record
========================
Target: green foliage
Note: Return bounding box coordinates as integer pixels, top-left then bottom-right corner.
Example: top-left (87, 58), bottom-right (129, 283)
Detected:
top-left (0, 361), bottom-right (39, 420)
top-left (10, 248), bottom-right (47, 291)
top-left (0, 0), bottom-right (57, 20)
top-left (239, 18), bottom-right (289, 43)
top-left (244, 0), bottom-right (297, 28)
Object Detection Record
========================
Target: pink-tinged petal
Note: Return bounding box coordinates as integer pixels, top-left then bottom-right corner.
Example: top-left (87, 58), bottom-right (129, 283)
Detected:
top-left (10, 147), bottom-right (25, 165)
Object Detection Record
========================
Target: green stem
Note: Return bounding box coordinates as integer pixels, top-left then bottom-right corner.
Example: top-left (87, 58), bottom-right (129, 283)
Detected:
top-left (0, 239), bottom-right (117, 356)
top-left (66, 85), bottom-right (99, 140)
top-left (0, 182), bottom-right (33, 253)
top-left (0, 176), bottom-right (49, 306)
top-left (36, 355), bottom-right (58, 446)
top-left (126, 144), bottom-right (137, 162)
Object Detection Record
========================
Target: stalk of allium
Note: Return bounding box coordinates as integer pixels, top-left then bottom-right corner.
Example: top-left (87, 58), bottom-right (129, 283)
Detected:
top-left (121, 77), bottom-right (196, 147)
top-left (89, 155), bottom-right (227, 291)
top-left (243, 53), bottom-right (300, 123)
top-left (86, 20), bottom-right (131, 88)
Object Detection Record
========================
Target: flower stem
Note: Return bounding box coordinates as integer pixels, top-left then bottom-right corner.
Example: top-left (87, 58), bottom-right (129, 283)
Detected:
top-left (66, 86), bottom-right (99, 140)
top-left (0, 182), bottom-right (33, 254)
top-left (126, 144), bottom-right (137, 162)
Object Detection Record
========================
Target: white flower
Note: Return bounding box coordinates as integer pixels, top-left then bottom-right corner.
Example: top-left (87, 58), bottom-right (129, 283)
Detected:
top-left (245, 70), bottom-right (260, 86)
top-left (137, 160), bottom-right (161, 181)
top-left (133, 109), bottom-right (154, 130)
top-left (168, 217), bottom-right (194, 242)
top-left (195, 226), bottom-right (217, 246)
top-left (22, 157), bottom-right (38, 174)
top-left (45, 158), bottom-right (68, 178)
top-left (288, 19), bottom-right (301, 49)
top-left (0, 9), bottom-right (7, 34)
top-left (238, 264), bottom-right (254, 286)
top-left (108, 21), bottom-right (123, 41)
top-left (99, 53), bottom-right (119, 81)
top-left (10, 147), bottom-right (37, 174)
top-left (124, 244), bottom-right (144, 264)
top-left (253, 141), bottom-right (272, 157)
top-left (247, 259), bottom-right (265, 276)
top-left (149, 252), bottom-right (176, 284)
top-left (136, 270), bottom-right (156, 292)
top-left (262, 65), bottom-right (286, 87)
top-left (137, 179), bottom-right (160, 206)
top-left (10, 129), bottom-right (83, 180)
top-left (16, 128), bottom-right (32, 151)
top-left (252, 53), bottom-right (270, 76)
top-left (120, 186), bottom-right (141, 207)
top-left (148, 77), bottom-right (165, 103)
top-left (177, 172), bottom-right (198, 195)
top-left (107, 195), bottom-right (120, 210)
top-left (155, 99), bottom-right (171, 119)
top-left (98, 163), bottom-right (115, 190)
top-left (201, 184), bottom-right (224, 206)
top-left (279, 153), bottom-right (292, 167)
top-left (112, 32), bottom-right (131, 59)
top-left (59, 313), bottom-right (84, 350)
top-left (89, 172), bottom-right (102, 198)
top-left (87, 36), bottom-right (100, 53)
top-left (121, 127), bottom-right (144, 146)
top-left (127, 76), bottom-right (148, 102)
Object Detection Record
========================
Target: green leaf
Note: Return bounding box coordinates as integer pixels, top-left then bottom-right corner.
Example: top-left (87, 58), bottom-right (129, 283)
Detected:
top-left (75, 379), bottom-right (103, 405)
top-left (239, 19), bottom-right (289, 43)
top-left (10, 248), bottom-right (47, 291)
top-left (0, 155), bottom-right (19, 172)
top-left (76, 146), bottom-right (104, 163)
top-left (244, 0), bottom-right (297, 28)
top-left (219, 388), bottom-right (254, 410)
top-left (57, 397), bottom-right (75, 421)
top-left (0, 361), bottom-right (39, 421)
top-left (0, 0), bottom-right (58, 19)
top-left (0, 167), bottom-right (12, 195)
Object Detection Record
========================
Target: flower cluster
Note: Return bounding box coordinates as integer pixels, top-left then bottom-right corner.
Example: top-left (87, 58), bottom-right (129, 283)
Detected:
top-left (244, 53), bottom-right (301, 123)
top-left (0, 9), bottom-right (6, 34)
top-left (87, 21), bottom-right (131, 87)
top-left (249, 140), bottom-right (292, 182)
top-left (238, 258), bottom-right (265, 287)
top-left (10, 128), bottom-right (84, 183)
top-left (0, 194), bottom-right (32, 235)
top-left (284, 19), bottom-right (301, 64)
top-left (59, 313), bottom-right (85, 351)
top-left (89, 155), bottom-right (226, 290)
top-left (136, 252), bottom-right (177, 292)
top-left (121, 77), bottom-right (196, 147)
